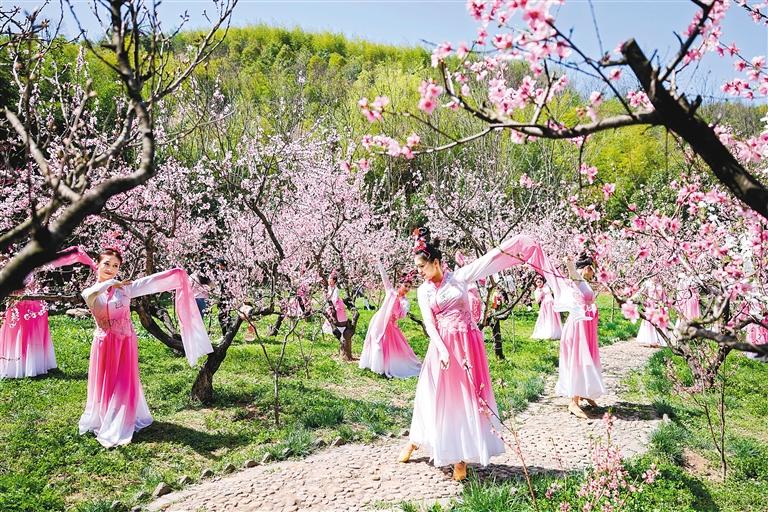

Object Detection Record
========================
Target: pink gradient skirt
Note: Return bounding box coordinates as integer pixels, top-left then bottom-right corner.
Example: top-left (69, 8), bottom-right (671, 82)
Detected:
top-left (79, 321), bottom-right (152, 448)
top-left (360, 321), bottom-right (421, 378)
top-left (409, 320), bottom-right (504, 467)
top-left (531, 301), bottom-right (562, 340)
top-left (555, 313), bottom-right (605, 399)
top-left (636, 319), bottom-right (665, 347)
top-left (0, 300), bottom-right (57, 378)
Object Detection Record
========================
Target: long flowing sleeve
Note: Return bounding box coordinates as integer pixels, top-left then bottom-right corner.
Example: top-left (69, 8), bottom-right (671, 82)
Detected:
top-left (124, 268), bottom-right (213, 366)
top-left (417, 285), bottom-right (449, 364)
top-left (453, 234), bottom-right (568, 308)
top-left (399, 297), bottom-right (410, 318)
top-left (47, 246), bottom-right (97, 271)
top-left (82, 279), bottom-right (119, 309)
top-left (377, 260), bottom-right (393, 293)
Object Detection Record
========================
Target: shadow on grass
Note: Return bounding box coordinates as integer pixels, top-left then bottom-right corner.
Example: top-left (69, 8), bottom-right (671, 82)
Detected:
top-left (44, 368), bottom-right (89, 381)
top-left (136, 420), bottom-right (252, 455)
top-left (600, 400), bottom-right (659, 421)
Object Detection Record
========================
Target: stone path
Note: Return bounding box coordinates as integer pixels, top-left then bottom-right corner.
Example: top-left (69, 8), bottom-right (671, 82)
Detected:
top-left (147, 341), bottom-right (659, 512)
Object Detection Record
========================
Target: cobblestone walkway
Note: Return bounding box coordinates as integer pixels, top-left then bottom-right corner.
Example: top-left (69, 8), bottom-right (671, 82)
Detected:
top-left (148, 341), bottom-right (659, 512)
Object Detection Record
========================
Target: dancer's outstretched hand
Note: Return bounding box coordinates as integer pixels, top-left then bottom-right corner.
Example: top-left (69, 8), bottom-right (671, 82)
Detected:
top-left (112, 279), bottom-right (132, 289)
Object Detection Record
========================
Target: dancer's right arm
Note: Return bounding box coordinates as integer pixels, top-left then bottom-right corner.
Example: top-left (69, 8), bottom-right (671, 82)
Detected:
top-left (376, 259), bottom-right (393, 292)
top-left (416, 285), bottom-right (449, 366)
top-left (81, 279), bottom-right (119, 309)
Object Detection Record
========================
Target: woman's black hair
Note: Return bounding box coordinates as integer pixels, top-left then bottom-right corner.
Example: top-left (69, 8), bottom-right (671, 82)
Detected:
top-left (99, 247), bottom-right (123, 264)
top-left (412, 226), bottom-right (442, 263)
top-left (575, 251), bottom-right (595, 269)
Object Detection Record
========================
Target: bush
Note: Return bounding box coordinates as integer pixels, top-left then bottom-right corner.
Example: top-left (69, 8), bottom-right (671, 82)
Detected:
top-left (650, 422), bottom-right (687, 466)
top-left (301, 405), bottom-right (344, 428)
top-left (728, 436), bottom-right (768, 481)
top-left (0, 473), bottom-right (64, 512)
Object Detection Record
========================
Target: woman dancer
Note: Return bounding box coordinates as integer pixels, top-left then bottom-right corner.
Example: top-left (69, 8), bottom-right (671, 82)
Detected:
top-left (399, 228), bottom-right (559, 480)
top-left (322, 272), bottom-right (348, 337)
top-left (531, 275), bottom-right (562, 340)
top-left (677, 277), bottom-right (701, 324)
top-left (0, 246), bottom-right (97, 379)
top-left (554, 253), bottom-right (606, 419)
top-left (359, 261), bottom-right (421, 378)
top-left (636, 278), bottom-right (666, 347)
top-left (79, 248), bottom-right (212, 448)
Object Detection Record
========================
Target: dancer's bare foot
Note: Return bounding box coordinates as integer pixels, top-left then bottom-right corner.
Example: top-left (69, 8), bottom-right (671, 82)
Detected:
top-left (453, 461), bottom-right (467, 481)
top-left (568, 402), bottom-right (588, 419)
top-left (398, 443), bottom-right (417, 463)
top-left (583, 398), bottom-right (598, 408)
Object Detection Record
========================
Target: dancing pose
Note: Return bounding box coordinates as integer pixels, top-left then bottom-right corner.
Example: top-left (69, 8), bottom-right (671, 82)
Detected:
top-left (0, 247), bottom-right (96, 379)
top-left (399, 228), bottom-right (558, 480)
top-left (322, 272), bottom-right (348, 337)
top-left (531, 275), bottom-right (562, 340)
top-left (554, 253), bottom-right (606, 419)
top-left (454, 251), bottom-right (483, 324)
top-left (79, 248), bottom-right (212, 448)
top-left (636, 278), bottom-right (666, 347)
top-left (359, 261), bottom-right (421, 378)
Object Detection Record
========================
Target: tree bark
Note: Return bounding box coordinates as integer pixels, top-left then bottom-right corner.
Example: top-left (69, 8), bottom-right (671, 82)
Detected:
top-left (492, 318), bottom-right (505, 360)
top-left (269, 314), bottom-right (284, 337)
top-left (190, 316), bottom-right (243, 403)
top-left (133, 299), bottom-right (184, 353)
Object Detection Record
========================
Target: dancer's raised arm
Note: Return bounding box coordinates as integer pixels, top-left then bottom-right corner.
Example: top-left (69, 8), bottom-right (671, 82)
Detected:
top-left (377, 259), bottom-right (393, 292)
top-left (416, 286), bottom-right (449, 366)
top-left (453, 235), bottom-right (566, 301)
top-left (123, 268), bottom-right (213, 366)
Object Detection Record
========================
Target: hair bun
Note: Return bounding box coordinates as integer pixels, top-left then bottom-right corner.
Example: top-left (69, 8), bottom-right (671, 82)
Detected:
top-left (575, 252), bottom-right (595, 269)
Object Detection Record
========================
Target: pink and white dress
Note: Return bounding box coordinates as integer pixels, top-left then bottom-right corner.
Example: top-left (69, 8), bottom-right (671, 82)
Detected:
top-left (322, 285), bottom-right (348, 335)
top-left (553, 280), bottom-right (606, 400)
top-left (359, 262), bottom-right (421, 378)
top-left (79, 268), bottom-right (213, 448)
top-left (679, 287), bottom-right (701, 322)
top-left (0, 247), bottom-right (96, 379)
top-left (745, 310), bottom-right (768, 360)
top-left (637, 279), bottom-right (666, 347)
top-left (531, 284), bottom-right (562, 340)
top-left (409, 235), bottom-right (559, 467)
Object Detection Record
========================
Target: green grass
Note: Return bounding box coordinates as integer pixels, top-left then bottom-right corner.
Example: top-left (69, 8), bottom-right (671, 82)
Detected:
top-left (0, 294), bottom-right (634, 510)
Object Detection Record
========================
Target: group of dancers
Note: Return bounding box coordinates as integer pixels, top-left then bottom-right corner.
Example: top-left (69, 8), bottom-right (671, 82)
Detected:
top-left (0, 246), bottom-right (212, 448)
top-left (0, 228), bottom-right (609, 485)
top-left (353, 229), bottom-right (606, 480)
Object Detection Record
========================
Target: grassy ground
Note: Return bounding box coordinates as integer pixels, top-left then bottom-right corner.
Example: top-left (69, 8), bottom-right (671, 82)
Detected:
top-left (0, 294), bottom-right (630, 511)
top-left (431, 344), bottom-right (768, 512)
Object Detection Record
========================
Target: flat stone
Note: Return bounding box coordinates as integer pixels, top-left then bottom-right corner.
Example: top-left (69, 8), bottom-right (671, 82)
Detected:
top-left (152, 482), bottom-right (172, 498)
top-left (178, 475), bottom-right (192, 486)
top-left (281, 447), bottom-right (292, 458)
top-left (312, 438), bottom-right (327, 449)
top-left (244, 459), bottom-right (259, 468)
top-left (200, 468), bottom-right (214, 479)
top-left (261, 452), bottom-right (273, 464)
top-left (330, 437), bottom-right (345, 447)
top-left (399, 429), bottom-right (409, 437)
top-left (109, 501), bottom-right (126, 511)
top-left (223, 463), bottom-right (236, 473)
